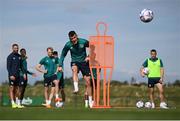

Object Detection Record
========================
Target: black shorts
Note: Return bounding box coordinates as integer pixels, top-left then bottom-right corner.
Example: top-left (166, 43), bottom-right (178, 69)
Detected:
top-left (9, 76), bottom-right (20, 86)
top-left (44, 74), bottom-right (57, 87)
top-left (71, 62), bottom-right (91, 76)
top-left (19, 76), bottom-right (28, 87)
top-left (148, 77), bottom-right (161, 88)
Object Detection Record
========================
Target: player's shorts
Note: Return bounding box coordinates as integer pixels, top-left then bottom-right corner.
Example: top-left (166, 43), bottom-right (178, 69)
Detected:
top-left (57, 72), bottom-right (64, 89)
top-left (19, 76), bottom-right (28, 87)
top-left (148, 77), bottom-right (161, 88)
top-left (9, 75), bottom-right (20, 86)
top-left (44, 74), bottom-right (57, 87)
top-left (71, 61), bottom-right (91, 76)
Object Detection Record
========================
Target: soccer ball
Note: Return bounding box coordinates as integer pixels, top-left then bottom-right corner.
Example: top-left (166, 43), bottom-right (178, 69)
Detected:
top-left (145, 102), bottom-right (152, 108)
top-left (55, 101), bottom-right (62, 108)
top-left (140, 9), bottom-right (154, 23)
top-left (143, 68), bottom-right (149, 75)
top-left (136, 101), bottom-right (144, 108)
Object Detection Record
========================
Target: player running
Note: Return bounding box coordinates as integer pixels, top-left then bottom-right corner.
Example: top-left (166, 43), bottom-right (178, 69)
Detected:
top-left (58, 31), bottom-right (93, 108)
top-left (140, 49), bottom-right (168, 109)
top-left (36, 47), bottom-right (60, 108)
top-left (7, 43), bottom-right (25, 108)
top-left (19, 48), bottom-right (36, 107)
top-left (53, 51), bottom-right (65, 107)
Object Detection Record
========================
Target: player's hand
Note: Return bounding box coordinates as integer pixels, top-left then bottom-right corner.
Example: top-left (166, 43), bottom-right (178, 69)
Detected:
top-left (58, 67), bottom-right (63, 72)
top-left (32, 73), bottom-right (37, 77)
top-left (159, 78), bottom-right (163, 84)
top-left (85, 56), bottom-right (90, 62)
top-left (10, 76), bottom-right (15, 80)
top-left (43, 70), bottom-right (48, 74)
top-left (140, 72), bottom-right (145, 78)
top-left (23, 74), bottom-right (27, 80)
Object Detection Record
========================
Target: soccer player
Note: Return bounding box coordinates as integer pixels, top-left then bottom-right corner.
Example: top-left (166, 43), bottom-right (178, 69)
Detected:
top-left (85, 45), bottom-right (100, 107)
top-left (140, 49), bottom-right (168, 109)
top-left (36, 47), bottom-right (60, 108)
top-left (7, 43), bottom-right (25, 108)
top-left (19, 48), bottom-right (36, 107)
top-left (58, 31), bottom-right (93, 107)
top-left (53, 51), bottom-right (65, 107)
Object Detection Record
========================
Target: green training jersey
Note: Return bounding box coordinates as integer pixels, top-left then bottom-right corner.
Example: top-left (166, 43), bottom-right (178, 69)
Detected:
top-left (59, 38), bottom-right (89, 66)
top-left (20, 57), bottom-right (33, 77)
top-left (39, 56), bottom-right (58, 78)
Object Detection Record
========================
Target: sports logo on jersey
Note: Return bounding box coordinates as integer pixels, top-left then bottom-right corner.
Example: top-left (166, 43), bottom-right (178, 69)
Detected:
top-left (52, 59), bottom-right (55, 62)
top-left (79, 44), bottom-right (84, 48)
top-left (13, 57), bottom-right (16, 60)
top-left (70, 47), bottom-right (73, 50)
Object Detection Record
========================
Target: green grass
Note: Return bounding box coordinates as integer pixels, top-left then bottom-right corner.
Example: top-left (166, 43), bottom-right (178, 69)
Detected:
top-left (1, 83), bottom-right (180, 120)
top-left (0, 106), bottom-right (180, 120)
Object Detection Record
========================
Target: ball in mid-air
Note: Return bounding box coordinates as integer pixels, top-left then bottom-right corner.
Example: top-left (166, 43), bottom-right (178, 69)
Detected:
top-left (140, 9), bottom-right (154, 23)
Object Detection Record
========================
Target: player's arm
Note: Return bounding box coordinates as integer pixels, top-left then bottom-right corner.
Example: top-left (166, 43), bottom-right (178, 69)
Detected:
top-left (58, 44), bottom-right (69, 71)
top-left (35, 64), bottom-right (47, 74)
top-left (7, 55), bottom-right (15, 80)
top-left (160, 59), bottom-right (164, 83)
top-left (20, 58), bottom-right (27, 80)
top-left (84, 39), bottom-right (90, 62)
top-left (140, 59), bottom-right (148, 77)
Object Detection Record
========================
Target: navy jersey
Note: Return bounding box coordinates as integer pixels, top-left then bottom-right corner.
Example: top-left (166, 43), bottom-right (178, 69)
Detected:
top-left (7, 52), bottom-right (23, 77)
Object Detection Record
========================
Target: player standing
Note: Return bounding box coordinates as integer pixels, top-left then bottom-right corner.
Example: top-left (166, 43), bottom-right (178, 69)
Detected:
top-left (53, 51), bottom-right (65, 107)
top-left (140, 49), bottom-right (168, 109)
top-left (7, 44), bottom-right (25, 108)
top-left (19, 48), bottom-right (36, 107)
top-left (36, 47), bottom-right (60, 108)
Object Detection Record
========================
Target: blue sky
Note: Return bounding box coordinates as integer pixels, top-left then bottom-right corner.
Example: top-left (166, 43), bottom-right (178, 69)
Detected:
top-left (0, 0), bottom-right (180, 84)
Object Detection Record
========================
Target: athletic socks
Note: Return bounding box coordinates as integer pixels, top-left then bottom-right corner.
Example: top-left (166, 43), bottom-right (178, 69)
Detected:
top-left (74, 81), bottom-right (79, 92)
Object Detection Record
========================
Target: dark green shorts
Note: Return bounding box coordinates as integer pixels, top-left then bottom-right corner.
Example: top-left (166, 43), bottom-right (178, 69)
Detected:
top-left (71, 61), bottom-right (91, 76)
top-left (148, 77), bottom-right (161, 88)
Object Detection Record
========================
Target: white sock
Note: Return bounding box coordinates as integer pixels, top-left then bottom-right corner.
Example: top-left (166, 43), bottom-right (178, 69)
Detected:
top-left (85, 100), bottom-right (88, 105)
top-left (11, 100), bottom-right (15, 105)
top-left (88, 96), bottom-right (92, 103)
top-left (48, 100), bottom-right (51, 105)
top-left (74, 81), bottom-right (78, 91)
top-left (46, 100), bottom-right (49, 104)
top-left (17, 99), bottom-right (21, 105)
top-left (15, 97), bottom-right (18, 104)
top-left (55, 94), bottom-right (59, 99)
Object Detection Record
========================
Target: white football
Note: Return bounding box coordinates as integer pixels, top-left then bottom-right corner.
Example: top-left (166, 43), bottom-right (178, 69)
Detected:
top-left (140, 9), bottom-right (154, 23)
top-left (143, 68), bottom-right (149, 75)
top-left (145, 102), bottom-right (152, 108)
top-left (55, 101), bottom-right (62, 108)
top-left (136, 101), bottom-right (144, 108)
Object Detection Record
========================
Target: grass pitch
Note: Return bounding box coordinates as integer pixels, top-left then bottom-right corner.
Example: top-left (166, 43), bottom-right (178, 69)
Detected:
top-left (0, 106), bottom-right (180, 120)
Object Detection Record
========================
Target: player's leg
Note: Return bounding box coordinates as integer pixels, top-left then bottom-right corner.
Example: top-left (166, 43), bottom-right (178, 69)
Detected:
top-left (156, 82), bottom-right (168, 109)
top-left (59, 74), bottom-right (65, 106)
top-left (84, 76), bottom-right (93, 107)
top-left (54, 80), bottom-right (60, 101)
top-left (80, 62), bottom-right (93, 108)
top-left (47, 86), bottom-right (55, 108)
top-left (148, 78), bottom-right (156, 108)
top-left (71, 63), bottom-right (79, 93)
top-left (19, 76), bottom-right (27, 106)
top-left (9, 77), bottom-right (18, 108)
top-left (84, 88), bottom-right (88, 108)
